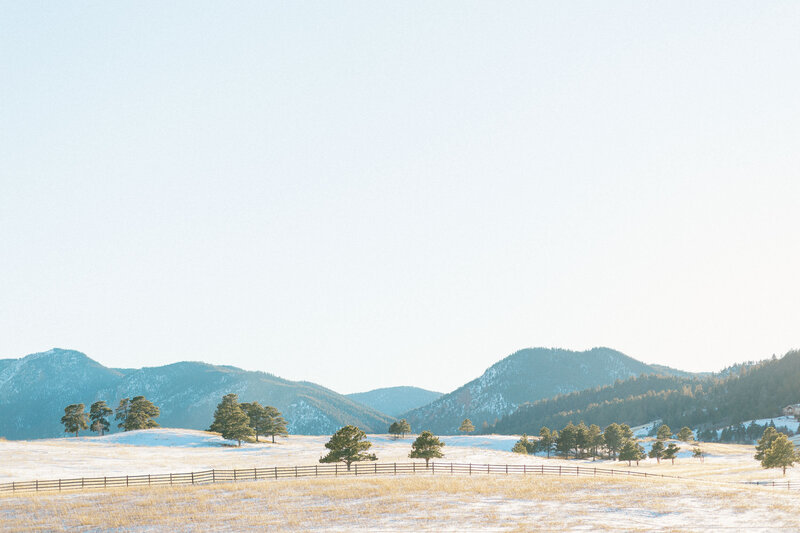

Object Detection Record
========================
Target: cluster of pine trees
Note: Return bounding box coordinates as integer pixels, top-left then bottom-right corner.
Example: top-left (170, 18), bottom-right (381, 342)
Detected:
top-left (61, 396), bottom-right (160, 437)
top-left (755, 426), bottom-right (799, 475)
top-left (495, 350), bottom-right (800, 437)
top-left (513, 422), bottom-right (693, 466)
top-left (697, 420), bottom-right (796, 444)
top-left (208, 393), bottom-right (287, 446)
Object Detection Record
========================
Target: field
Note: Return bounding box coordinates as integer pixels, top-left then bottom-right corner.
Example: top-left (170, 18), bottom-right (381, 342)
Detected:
top-left (1, 429), bottom-right (798, 531)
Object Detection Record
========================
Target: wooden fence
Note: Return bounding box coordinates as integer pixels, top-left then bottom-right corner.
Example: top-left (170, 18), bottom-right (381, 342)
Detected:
top-left (0, 462), bottom-right (796, 494)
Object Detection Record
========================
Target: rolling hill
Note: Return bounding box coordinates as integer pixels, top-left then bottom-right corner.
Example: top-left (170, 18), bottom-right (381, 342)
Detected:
top-left (0, 348), bottom-right (393, 439)
top-left (400, 347), bottom-right (690, 434)
top-left (346, 386), bottom-right (442, 417)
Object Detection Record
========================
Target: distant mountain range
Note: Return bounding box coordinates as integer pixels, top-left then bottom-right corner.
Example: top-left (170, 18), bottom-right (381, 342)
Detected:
top-left (491, 350), bottom-right (800, 435)
top-left (0, 349), bottom-right (392, 439)
top-left (346, 386), bottom-right (442, 417)
top-left (400, 347), bottom-right (692, 435)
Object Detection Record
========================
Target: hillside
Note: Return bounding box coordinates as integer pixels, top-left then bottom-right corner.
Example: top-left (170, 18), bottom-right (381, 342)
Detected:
top-left (401, 347), bottom-right (679, 434)
top-left (346, 386), bottom-right (442, 417)
top-left (492, 350), bottom-right (800, 435)
top-left (0, 349), bottom-right (392, 439)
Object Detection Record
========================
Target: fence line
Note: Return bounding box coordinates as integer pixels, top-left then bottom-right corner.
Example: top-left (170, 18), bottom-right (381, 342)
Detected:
top-left (0, 462), bottom-right (795, 494)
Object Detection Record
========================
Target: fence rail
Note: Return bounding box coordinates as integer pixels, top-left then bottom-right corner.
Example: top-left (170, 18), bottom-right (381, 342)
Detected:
top-left (0, 462), bottom-right (795, 494)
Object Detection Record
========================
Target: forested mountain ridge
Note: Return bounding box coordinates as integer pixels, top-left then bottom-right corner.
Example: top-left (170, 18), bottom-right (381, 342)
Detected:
top-left (346, 386), bottom-right (443, 417)
top-left (492, 350), bottom-right (800, 435)
top-left (0, 349), bottom-right (393, 439)
top-left (400, 347), bottom-right (684, 434)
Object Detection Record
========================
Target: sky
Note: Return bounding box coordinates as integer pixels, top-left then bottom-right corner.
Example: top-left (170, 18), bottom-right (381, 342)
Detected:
top-left (1, 2), bottom-right (799, 395)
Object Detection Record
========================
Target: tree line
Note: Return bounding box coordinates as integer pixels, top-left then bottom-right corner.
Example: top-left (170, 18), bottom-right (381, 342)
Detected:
top-left (208, 393), bottom-right (287, 446)
top-left (512, 422), bottom-right (695, 466)
top-left (61, 396), bottom-right (160, 437)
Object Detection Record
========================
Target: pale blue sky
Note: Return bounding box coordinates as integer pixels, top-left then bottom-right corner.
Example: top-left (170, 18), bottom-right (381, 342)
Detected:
top-left (2, 2), bottom-right (799, 394)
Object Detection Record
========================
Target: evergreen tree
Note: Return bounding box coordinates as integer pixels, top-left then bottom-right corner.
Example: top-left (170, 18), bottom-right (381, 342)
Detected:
top-left (755, 426), bottom-right (780, 461)
top-left (458, 419), bottom-right (475, 434)
top-left (319, 425), bottom-right (377, 470)
top-left (657, 424), bottom-right (672, 440)
top-left (239, 402), bottom-right (272, 442)
top-left (537, 427), bottom-right (555, 458)
top-left (124, 396), bottom-right (160, 431)
top-left (677, 427), bottom-right (694, 442)
top-left (89, 400), bottom-right (112, 436)
top-left (209, 393), bottom-right (253, 446)
top-left (587, 424), bottom-right (603, 459)
top-left (61, 404), bottom-right (88, 437)
top-left (603, 423), bottom-right (624, 459)
top-left (389, 419), bottom-right (411, 438)
top-left (761, 434), bottom-right (797, 475)
top-left (114, 398), bottom-right (130, 430)
top-left (556, 422), bottom-right (578, 458)
top-left (663, 443), bottom-right (680, 465)
top-left (263, 405), bottom-right (288, 443)
top-left (692, 446), bottom-right (704, 463)
top-left (648, 440), bottom-right (665, 463)
top-left (512, 434), bottom-right (535, 454)
top-left (397, 419), bottom-right (411, 438)
top-left (409, 430), bottom-right (445, 467)
top-left (619, 440), bottom-right (643, 466)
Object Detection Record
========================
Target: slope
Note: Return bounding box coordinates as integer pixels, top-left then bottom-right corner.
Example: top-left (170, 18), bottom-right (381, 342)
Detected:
top-left (346, 386), bottom-right (443, 417)
top-left (0, 349), bottom-right (392, 439)
top-left (401, 347), bottom-right (674, 434)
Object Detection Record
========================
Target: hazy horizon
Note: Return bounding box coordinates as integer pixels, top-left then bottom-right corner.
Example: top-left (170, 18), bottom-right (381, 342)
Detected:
top-left (2, 2), bottom-right (799, 394)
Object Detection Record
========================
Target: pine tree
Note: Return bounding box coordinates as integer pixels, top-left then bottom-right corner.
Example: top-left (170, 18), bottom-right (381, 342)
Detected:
top-left (603, 423), bottom-right (624, 459)
top-left (677, 426), bottom-right (694, 442)
top-left (209, 393), bottom-right (253, 446)
top-left (512, 434), bottom-right (535, 454)
top-left (587, 424), bottom-right (603, 460)
top-left (537, 427), bottom-right (555, 458)
top-left (761, 433), bottom-right (797, 475)
top-left (319, 425), bottom-right (377, 470)
top-left (692, 446), bottom-right (704, 463)
top-left (458, 419), bottom-right (475, 434)
top-left (124, 396), bottom-right (160, 431)
top-left (648, 440), bottom-right (665, 463)
top-left (263, 405), bottom-right (288, 443)
top-left (755, 426), bottom-right (780, 461)
top-left (388, 421), bottom-right (401, 439)
top-left (409, 430), bottom-right (445, 467)
top-left (61, 404), bottom-right (88, 437)
top-left (89, 400), bottom-right (112, 436)
top-left (556, 422), bottom-right (578, 458)
top-left (619, 440), bottom-right (643, 466)
top-left (240, 402), bottom-right (270, 442)
top-left (397, 419), bottom-right (411, 438)
top-left (656, 424), bottom-right (672, 441)
top-left (114, 398), bottom-right (130, 430)
top-left (663, 443), bottom-right (680, 465)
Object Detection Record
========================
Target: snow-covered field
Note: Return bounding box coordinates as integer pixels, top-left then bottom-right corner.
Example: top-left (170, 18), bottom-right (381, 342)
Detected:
top-left (1, 429), bottom-right (798, 531)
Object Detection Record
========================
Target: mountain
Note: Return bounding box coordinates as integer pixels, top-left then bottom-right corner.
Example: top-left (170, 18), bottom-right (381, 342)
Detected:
top-left (401, 347), bottom-right (686, 435)
top-left (346, 386), bottom-right (443, 417)
top-left (492, 350), bottom-right (800, 436)
top-left (0, 348), bottom-right (393, 440)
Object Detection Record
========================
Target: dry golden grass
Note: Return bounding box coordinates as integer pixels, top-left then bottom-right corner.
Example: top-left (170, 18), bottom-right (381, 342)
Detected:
top-left (2, 473), bottom-right (798, 532)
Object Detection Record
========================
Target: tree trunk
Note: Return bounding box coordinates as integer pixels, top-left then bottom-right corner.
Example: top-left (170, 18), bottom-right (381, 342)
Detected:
top-left (272, 434), bottom-right (275, 444)
top-left (346, 462), bottom-right (351, 471)
top-left (237, 439), bottom-right (241, 447)
top-left (255, 434), bottom-right (259, 442)
top-left (425, 458), bottom-right (430, 468)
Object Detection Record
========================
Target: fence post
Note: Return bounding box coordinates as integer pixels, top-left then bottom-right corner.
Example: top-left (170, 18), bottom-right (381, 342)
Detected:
top-left (275, 466), bottom-right (278, 479)
top-left (432, 462), bottom-right (435, 475)
top-left (315, 465), bottom-right (318, 477)
top-left (170, 473), bottom-right (173, 485)
top-left (149, 474), bottom-right (152, 485)
top-left (82, 478), bottom-right (84, 489)
top-left (127, 475), bottom-right (129, 487)
top-left (104, 476), bottom-right (107, 488)
top-left (505, 464), bottom-right (508, 475)
top-left (295, 466), bottom-right (298, 478)
top-left (36, 480), bottom-right (38, 492)
top-left (413, 463), bottom-right (416, 474)
top-left (335, 464), bottom-right (338, 477)
top-left (394, 463), bottom-right (397, 475)
top-left (59, 479), bottom-right (61, 492)
top-left (559, 466), bottom-right (561, 476)
top-left (191, 472), bottom-right (195, 485)
top-left (355, 464), bottom-right (358, 476)
top-left (11, 482), bottom-right (14, 493)
top-left (374, 463), bottom-right (377, 475)
top-left (469, 464), bottom-right (471, 476)
top-left (540, 465), bottom-right (543, 475)
top-left (523, 465), bottom-right (526, 475)
top-left (451, 463), bottom-right (453, 475)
